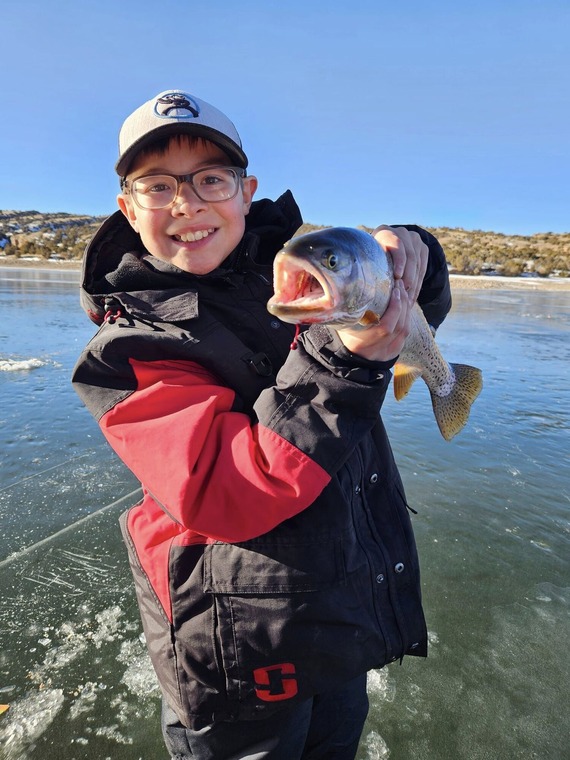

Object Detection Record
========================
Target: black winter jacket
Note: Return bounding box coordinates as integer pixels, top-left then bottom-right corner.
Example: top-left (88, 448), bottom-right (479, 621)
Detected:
top-left (72, 191), bottom-right (451, 729)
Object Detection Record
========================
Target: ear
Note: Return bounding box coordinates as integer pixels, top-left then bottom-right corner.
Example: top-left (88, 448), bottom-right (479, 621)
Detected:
top-left (117, 193), bottom-right (140, 232)
top-left (241, 175), bottom-right (258, 215)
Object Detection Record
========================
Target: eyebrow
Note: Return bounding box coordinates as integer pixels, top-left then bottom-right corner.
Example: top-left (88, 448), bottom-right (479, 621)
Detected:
top-left (129, 159), bottom-right (233, 181)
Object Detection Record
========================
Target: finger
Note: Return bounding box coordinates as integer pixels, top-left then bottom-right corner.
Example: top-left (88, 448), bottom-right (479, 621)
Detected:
top-left (407, 238), bottom-right (428, 301)
top-left (377, 280), bottom-right (406, 335)
top-left (404, 261), bottom-right (421, 302)
top-left (375, 226), bottom-right (422, 283)
top-left (373, 226), bottom-right (407, 280)
top-left (373, 226), bottom-right (429, 301)
top-left (399, 233), bottom-right (428, 299)
top-left (378, 283), bottom-right (411, 358)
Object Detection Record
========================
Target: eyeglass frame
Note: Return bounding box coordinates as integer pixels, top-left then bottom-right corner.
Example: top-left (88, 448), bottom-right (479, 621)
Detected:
top-left (120, 166), bottom-right (247, 209)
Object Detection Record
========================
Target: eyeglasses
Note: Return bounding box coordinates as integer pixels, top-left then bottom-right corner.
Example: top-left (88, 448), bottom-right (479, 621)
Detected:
top-left (122, 166), bottom-right (246, 209)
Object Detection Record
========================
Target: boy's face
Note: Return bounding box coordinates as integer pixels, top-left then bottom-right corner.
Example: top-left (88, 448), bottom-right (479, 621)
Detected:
top-left (118, 137), bottom-right (257, 274)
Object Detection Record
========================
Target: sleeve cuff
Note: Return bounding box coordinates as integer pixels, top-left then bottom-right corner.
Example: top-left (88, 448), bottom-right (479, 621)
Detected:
top-left (301, 324), bottom-right (396, 383)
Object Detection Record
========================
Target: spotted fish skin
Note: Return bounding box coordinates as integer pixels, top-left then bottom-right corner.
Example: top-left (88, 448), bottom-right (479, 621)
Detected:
top-left (267, 227), bottom-right (483, 440)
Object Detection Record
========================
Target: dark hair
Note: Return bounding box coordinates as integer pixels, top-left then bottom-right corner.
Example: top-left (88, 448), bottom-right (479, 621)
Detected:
top-left (122, 134), bottom-right (234, 180)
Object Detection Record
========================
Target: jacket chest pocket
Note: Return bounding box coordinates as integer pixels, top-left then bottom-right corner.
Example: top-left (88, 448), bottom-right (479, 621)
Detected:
top-left (203, 539), bottom-right (345, 594)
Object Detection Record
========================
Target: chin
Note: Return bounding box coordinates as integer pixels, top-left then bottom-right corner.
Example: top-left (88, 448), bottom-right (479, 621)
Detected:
top-left (173, 257), bottom-right (219, 275)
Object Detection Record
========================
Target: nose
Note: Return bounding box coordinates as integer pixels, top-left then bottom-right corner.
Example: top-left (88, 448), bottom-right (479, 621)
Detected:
top-left (172, 181), bottom-right (207, 214)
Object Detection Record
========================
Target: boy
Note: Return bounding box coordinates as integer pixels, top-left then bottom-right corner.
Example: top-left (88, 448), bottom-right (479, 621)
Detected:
top-left (72, 89), bottom-right (451, 759)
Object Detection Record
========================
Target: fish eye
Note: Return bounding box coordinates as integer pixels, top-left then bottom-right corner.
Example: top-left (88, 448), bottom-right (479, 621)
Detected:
top-left (321, 250), bottom-right (338, 270)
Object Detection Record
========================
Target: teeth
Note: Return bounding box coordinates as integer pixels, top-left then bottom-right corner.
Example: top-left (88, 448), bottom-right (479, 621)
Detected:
top-left (176, 228), bottom-right (215, 242)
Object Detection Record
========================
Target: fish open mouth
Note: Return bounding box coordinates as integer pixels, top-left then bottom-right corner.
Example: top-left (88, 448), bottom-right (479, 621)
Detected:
top-left (267, 255), bottom-right (335, 320)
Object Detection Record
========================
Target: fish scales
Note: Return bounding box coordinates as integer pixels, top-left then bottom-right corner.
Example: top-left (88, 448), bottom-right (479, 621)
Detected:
top-left (267, 227), bottom-right (483, 440)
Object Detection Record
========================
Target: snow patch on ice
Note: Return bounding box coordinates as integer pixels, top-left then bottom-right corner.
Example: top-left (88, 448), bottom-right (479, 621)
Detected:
top-left (0, 358), bottom-right (46, 372)
top-left (118, 640), bottom-right (160, 698)
top-left (367, 668), bottom-right (396, 705)
top-left (0, 688), bottom-right (64, 758)
top-left (363, 729), bottom-right (391, 759)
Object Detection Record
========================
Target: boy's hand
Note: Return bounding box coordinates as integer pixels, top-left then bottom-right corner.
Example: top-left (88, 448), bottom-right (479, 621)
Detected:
top-left (336, 226), bottom-right (428, 362)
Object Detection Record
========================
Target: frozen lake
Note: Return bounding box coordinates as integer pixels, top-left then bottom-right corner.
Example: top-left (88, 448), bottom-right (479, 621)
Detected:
top-left (0, 268), bottom-right (568, 759)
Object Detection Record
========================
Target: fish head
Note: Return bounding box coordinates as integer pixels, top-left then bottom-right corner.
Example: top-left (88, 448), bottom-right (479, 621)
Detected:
top-left (267, 227), bottom-right (388, 327)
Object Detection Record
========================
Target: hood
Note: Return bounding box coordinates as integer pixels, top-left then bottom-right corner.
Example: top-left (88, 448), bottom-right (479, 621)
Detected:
top-left (80, 190), bottom-right (302, 324)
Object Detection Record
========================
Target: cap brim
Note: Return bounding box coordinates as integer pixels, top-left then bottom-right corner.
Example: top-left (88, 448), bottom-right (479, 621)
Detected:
top-left (115, 123), bottom-right (248, 176)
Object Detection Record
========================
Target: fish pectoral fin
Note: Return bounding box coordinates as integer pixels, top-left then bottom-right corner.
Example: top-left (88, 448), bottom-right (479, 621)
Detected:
top-left (430, 363), bottom-right (483, 441)
top-left (393, 363), bottom-right (422, 401)
top-left (359, 310), bottom-right (381, 326)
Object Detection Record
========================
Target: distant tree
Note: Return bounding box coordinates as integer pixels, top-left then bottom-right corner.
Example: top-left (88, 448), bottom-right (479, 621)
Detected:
top-left (16, 240), bottom-right (31, 257)
top-left (534, 261), bottom-right (552, 277)
top-left (453, 253), bottom-right (474, 274)
top-left (502, 259), bottom-right (525, 277)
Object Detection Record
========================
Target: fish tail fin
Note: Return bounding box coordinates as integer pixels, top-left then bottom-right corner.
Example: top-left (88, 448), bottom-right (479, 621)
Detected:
top-left (430, 363), bottom-right (483, 441)
top-left (393, 362), bottom-right (423, 401)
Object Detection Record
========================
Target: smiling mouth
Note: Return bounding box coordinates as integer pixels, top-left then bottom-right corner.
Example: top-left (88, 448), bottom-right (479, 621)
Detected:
top-left (173, 228), bottom-right (216, 243)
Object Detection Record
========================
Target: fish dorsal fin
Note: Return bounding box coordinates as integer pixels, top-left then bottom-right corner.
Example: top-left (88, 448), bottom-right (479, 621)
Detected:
top-left (393, 362), bottom-right (422, 401)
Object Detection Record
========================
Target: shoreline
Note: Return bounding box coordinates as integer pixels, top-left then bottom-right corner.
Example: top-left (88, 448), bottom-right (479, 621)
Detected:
top-left (1, 256), bottom-right (569, 291)
top-left (447, 273), bottom-right (570, 291)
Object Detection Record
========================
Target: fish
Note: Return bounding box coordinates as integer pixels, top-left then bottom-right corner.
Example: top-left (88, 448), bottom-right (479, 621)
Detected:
top-left (267, 227), bottom-right (483, 441)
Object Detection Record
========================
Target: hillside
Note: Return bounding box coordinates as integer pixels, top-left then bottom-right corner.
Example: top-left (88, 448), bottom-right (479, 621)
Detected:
top-left (0, 210), bottom-right (104, 262)
top-left (296, 223), bottom-right (570, 278)
top-left (1, 210), bottom-right (569, 277)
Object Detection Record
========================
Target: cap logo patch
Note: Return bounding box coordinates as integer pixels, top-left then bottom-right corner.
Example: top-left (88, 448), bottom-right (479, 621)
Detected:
top-left (155, 93), bottom-right (200, 119)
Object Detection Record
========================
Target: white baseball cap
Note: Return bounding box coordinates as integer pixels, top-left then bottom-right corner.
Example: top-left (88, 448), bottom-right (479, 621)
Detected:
top-left (116, 89), bottom-right (248, 176)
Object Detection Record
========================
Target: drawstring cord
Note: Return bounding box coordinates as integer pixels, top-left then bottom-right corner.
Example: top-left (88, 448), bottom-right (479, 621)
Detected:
top-left (104, 308), bottom-right (123, 324)
top-left (290, 324), bottom-right (302, 351)
top-left (103, 297), bottom-right (123, 324)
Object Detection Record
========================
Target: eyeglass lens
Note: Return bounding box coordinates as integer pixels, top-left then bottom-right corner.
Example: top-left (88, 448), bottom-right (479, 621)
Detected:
top-left (131, 168), bottom-right (241, 208)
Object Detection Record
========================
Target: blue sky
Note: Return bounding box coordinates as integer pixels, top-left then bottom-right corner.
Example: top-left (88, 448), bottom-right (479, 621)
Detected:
top-left (1, 0), bottom-right (568, 234)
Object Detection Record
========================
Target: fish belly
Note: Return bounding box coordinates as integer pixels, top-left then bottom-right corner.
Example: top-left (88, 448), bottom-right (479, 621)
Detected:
top-left (397, 306), bottom-right (454, 394)
top-left (394, 306), bottom-right (483, 440)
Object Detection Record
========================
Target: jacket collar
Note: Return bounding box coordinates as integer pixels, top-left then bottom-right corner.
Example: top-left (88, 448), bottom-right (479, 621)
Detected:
top-left (80, 190), bottom-right (302, 324)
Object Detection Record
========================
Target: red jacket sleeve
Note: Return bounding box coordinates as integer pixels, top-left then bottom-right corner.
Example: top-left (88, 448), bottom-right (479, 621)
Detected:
top-left (100, 358), bottom-right (331, 542)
